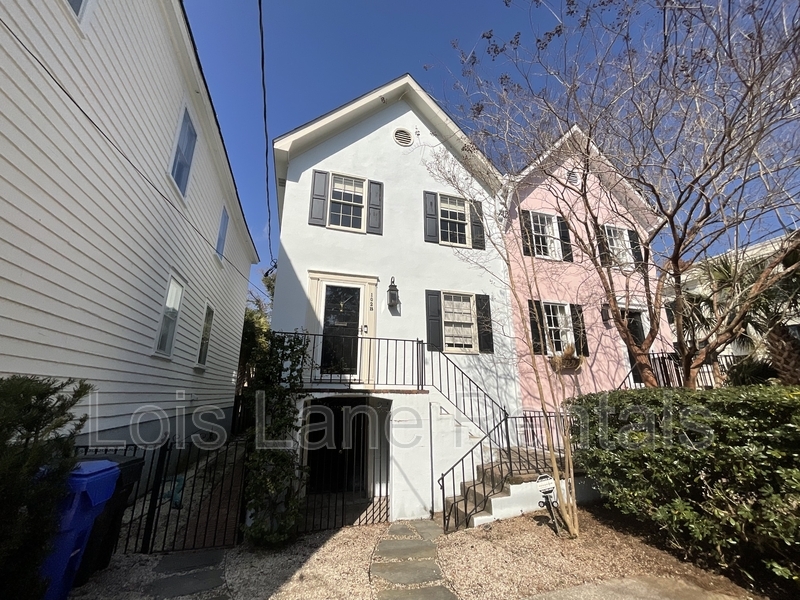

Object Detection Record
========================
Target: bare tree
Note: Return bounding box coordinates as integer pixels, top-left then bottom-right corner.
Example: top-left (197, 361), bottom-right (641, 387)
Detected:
top-left (444, 0), bottom-right (800, 388)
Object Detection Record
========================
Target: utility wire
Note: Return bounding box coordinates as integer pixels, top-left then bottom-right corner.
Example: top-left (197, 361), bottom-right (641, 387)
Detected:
top-left (257, 0), bottom-right (276, 274)
top-left (0, 13), bottom-right (271, 301)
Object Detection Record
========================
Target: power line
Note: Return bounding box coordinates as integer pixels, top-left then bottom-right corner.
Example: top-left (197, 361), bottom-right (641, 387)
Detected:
top-left (257, 0), bottom-right (276, 274)
top-left (0, 13), bottom-right (271, 301)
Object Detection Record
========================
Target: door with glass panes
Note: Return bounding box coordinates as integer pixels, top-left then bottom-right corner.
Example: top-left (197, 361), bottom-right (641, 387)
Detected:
top-left (319, 283), bottom-right (365, 379)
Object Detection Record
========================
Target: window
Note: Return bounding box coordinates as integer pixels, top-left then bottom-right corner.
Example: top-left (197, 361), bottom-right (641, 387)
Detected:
top-left (196, 305), bottom-right (215, 366)
top-left (426, 290), bottom-right (493, 353)
top-left (439, 196), bottom-right (470, 246)
top-left (215, 207), bottom-right (229, 259)
top-left (605, 225), bottom-right (633, 265)
top-left (529, 300), bottom-right (589, 356)
top-left (530, 212), bottom-right (562, 259)
top-left (171, 109), bottom-right (197, 196)
top-left (155, 278), bottom-right (184, 356)
top-left (67, 0), bottom-right (85, 17)
top-left (542, 303), bottom-right (573, 354)
top-left (423, 192), bottom-right (485, 250)
top-left (442, 293), bottom-right (476, 350)
top-left (521, 211), bottom-right (572, 261)
top-left (328, 175), bottom-right (365, 231)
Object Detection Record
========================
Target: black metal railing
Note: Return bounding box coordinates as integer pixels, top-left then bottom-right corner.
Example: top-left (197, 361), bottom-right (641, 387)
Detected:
top-left (76, 436), bottom-right (248, 554)
top-left (626, 352), bottom-right (742, 389)
top-left (424, 348), bottom-right (509, 447)
top-left (274, 332), bottom-right (424, 389)
top-left (439, 417), bottom-right (512, 533)
top-left (507, 412), bottom-right (569, 474)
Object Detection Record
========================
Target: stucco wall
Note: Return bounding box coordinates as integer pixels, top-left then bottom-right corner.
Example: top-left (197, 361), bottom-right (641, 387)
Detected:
top-left (507, 167), bottom-right (673, 411)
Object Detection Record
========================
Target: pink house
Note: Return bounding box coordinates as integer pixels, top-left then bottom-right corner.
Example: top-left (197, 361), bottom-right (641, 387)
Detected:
top-left (504, 129), bottom-right (673, 413)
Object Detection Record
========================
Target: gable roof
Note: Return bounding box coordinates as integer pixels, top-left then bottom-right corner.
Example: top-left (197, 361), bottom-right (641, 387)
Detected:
top-left (273, 74), bottom-right (502, 223)
top-left (511, 125), bottom-right (662, 233)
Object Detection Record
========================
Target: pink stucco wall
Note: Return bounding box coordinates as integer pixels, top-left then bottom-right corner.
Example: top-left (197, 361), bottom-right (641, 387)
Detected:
top-left (507, 168), bottom-right (673, 413)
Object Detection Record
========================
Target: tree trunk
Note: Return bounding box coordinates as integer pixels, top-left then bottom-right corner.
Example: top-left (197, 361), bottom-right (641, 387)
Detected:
top-left (766, 324), bottom-right (800, 385)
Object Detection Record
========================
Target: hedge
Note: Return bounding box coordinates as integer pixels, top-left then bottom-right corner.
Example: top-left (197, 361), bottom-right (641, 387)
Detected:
top-left (568, 385), bottom-right (800, 587)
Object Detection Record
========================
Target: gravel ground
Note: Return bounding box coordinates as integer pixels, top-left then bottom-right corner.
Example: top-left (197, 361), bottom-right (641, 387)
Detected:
top-left (226, 523), bottom-right (387, 600)
top-left (436, 508), bottom-right (759, 600)
top-left (72, 509), bottom-right (762, 600)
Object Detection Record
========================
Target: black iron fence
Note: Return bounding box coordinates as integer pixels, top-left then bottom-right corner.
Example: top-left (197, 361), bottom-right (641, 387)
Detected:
top-left (76, 436), bottom-right (248, 554)
top-left (628, 352), bottom-right (742, 389)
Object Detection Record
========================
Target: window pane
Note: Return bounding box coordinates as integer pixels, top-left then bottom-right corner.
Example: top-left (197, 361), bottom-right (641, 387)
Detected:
top-left (197, 306), bottom-right (214, 365)
top-left (156, 279), bottom-right (184, 355)
top-left (171, 111), bottom-right (197, 196)
top-left (68, 0), bottom-right (84, 16)
top-left (215, 207), bottom-right (229, 258)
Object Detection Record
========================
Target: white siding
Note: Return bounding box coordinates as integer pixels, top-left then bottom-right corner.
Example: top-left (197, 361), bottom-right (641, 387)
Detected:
top-left (0, 0), bottom-right (258, 435)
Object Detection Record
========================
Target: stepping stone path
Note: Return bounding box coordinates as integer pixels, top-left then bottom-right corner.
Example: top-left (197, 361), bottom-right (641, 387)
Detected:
top-left (370, 520), bottom-right (458, 600)
top-left (148, 549), bottom-right (229, 600)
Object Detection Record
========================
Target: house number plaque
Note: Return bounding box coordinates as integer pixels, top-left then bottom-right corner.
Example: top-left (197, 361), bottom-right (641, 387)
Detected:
top-left (369, 292), bottom-right (374, 311)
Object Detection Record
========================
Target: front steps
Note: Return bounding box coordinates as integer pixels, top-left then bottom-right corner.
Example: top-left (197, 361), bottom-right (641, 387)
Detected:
top-left (443, 452), bottom-right (600, 531)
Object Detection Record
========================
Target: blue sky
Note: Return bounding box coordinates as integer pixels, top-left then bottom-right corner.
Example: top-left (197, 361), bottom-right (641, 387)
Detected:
top-left (183, 0), bottom-right (543, 285)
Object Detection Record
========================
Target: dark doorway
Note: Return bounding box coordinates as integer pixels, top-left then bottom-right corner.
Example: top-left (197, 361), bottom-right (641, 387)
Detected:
top-left (622, 310), bottom-right (645, 384)
top-left (301, 398), bottom-right (389, 532)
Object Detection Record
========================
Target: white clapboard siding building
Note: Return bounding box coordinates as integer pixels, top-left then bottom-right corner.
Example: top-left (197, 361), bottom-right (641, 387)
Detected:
top-left (0, 0), bottom-right (259, 443)
top-left (272, 74), bottom-right (522, 523)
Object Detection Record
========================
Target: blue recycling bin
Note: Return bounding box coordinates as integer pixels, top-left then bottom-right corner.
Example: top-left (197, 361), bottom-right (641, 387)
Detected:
top-left (40, 460), bottom-right (120, 600)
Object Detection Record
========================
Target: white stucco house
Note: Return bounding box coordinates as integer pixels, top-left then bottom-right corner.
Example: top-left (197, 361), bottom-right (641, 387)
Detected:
top-left (0, 0), bottom-right (259, 443)
top-left (271, 74), bottom-right (525, 526)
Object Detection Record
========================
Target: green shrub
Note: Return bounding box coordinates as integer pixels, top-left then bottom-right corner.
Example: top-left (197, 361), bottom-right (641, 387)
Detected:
top-left (0, 376), bottom-right (89, 600)
top-left (568, 386), bottom-right (800, 588)
top-left (244, 331), bottom-right (308, 547)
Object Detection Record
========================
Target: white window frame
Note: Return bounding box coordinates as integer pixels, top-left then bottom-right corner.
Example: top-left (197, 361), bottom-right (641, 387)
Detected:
top-left (154, 275), bottom-right (186, 358)
top-left (541, 302), bottom-right (575, 356)
top-left (196, 302), bottom-right (215, 368)
top-left (527, 212), bottom-right (562, 260)
top-left (604, 224), bottom-right (634, 267)
top-left (439, 195), bottom-right (472, 248)
top-left (441, 292), bottom-right (478, 354)
top-left (327, 173), bottom-right (367, 233)
top-left (215, 206), bottom-right (229, 262)
top-left (169, 107), bottom-right (198, 199)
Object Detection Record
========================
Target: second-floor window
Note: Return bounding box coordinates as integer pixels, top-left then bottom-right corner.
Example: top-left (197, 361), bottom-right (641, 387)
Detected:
top-left (424, 192), bottom-right (485, 250)
top-left (307, 170), bottom-right (383, 235)
top-left (521, 210), bottom-right (573, 261)
top-left (171, 109), bottom-right (197, 196)
top-left (329, 175), bottom-right (365, 231)
top-left (215, 207), bottom-right (229, 259)
top-left (600, 225), bottom-right (644, 269)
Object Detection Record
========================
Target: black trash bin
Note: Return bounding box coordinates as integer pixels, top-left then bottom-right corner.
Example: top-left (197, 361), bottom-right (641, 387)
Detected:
top-left (72, 454), bottom-right (145, 586)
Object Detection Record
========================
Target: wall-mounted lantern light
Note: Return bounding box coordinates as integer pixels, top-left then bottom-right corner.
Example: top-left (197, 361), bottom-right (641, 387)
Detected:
top-left (601, 303), bottom-right (611, 324)
top-left (387, 277), bottom-right (400, 307)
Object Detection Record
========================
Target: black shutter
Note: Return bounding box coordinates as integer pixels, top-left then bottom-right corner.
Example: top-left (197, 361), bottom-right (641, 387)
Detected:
top-left (425, 290), bottom-right (443, 351)
top-left (366, 181), bottom-right (383, 235)
top-left (470, 201), bottom-right (485, 250)
top-left (424, 192), bottom-right (439, 243)
top-left (475, 294), bottom-right (494, 353)
top-left (570, 304), bottom-right (589, 357)
top-left (557, 216), bottom-right (573, 262)
top-left (628, 229), bottom-right (644, 269)
top-left (520, 210), bottom-right (533, 256)
top-left (528, 299), bottom-right (547, 355)
top-left (308, 170), bottom-right (329, 226)
top-left (597, 225), bottom-right (611, 267)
